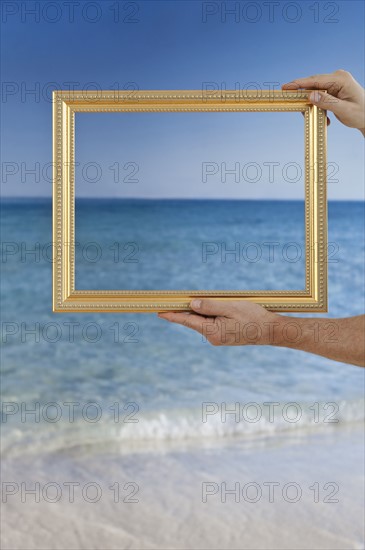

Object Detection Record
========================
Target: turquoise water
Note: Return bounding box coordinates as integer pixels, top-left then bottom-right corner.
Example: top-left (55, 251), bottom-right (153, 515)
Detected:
top-left (1, 199), bottom-right (364, 455)
top-left (75, 198), bottom-right (306, 290)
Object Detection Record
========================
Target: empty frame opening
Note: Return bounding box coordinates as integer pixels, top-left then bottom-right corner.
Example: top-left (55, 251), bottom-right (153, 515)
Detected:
top-left (74, 111), bottom-right (305, 291)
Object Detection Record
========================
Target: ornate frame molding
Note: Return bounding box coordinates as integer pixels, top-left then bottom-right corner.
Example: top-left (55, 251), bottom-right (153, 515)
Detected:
top-left (53, 90), bottom-right (327, 312)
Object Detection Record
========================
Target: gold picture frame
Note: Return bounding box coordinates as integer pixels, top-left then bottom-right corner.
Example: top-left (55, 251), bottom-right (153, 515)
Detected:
top-left (53, 89), bottom-right (327, 313)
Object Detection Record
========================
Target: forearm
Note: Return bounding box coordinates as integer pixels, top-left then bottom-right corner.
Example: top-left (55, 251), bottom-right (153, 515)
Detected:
top-left (272, 315), bottom-right (365, 367)
top-left (159, 300), bottom-right (364, 367)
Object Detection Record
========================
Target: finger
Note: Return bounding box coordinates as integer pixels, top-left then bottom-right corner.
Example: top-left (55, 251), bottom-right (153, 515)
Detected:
top-left (157, 311), bottom-right (212, 335)
top-left (282, 74), bottom-right (343, 95)
top-left (308, 90), bottom-right (347, 119)
top-left (190, 298), bottom-right (237, 317)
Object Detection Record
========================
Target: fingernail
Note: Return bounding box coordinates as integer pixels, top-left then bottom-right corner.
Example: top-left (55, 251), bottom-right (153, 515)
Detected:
top-left (191, 299), bottom-right (202, 309)
top-left (310, 91), bottom-right (321, 103)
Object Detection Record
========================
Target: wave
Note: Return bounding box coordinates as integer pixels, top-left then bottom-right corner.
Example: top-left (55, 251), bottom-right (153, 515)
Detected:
top-left (1, 398), bottom-right (364, 458)
top-left (117, 397), bottom-right (364, 441)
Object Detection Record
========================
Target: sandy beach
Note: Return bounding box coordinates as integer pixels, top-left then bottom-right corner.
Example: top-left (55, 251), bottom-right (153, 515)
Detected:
top-left (2, 422), bottom-right (364, 550)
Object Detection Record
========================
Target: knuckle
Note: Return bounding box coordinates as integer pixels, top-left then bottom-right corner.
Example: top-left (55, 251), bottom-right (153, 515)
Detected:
top-left (209, 338), bottom-right (221, 347)
top-left (208, 332), bottom-right (221, 346)
top-left (335, 69), bottom-right (352, 78)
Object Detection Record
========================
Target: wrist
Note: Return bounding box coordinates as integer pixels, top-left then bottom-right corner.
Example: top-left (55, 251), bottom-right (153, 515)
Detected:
top-left (267, 315), bottom-right (311, 349)
top-left (259, 313), bottom-right (285, 346)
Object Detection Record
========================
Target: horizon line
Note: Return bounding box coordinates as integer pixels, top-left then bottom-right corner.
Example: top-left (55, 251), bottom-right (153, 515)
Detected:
top-left (1, 196), bottom-right (364, 202)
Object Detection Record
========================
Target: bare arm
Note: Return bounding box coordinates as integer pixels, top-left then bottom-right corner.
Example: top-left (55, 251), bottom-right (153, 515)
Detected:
top-left (158, 300), bottom-right (365, 367)
top-left (273, 313), bottom-right (365, 366)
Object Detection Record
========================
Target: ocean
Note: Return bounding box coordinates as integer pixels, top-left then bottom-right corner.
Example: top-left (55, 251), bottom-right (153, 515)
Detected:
top-left (1, 198), bottom-right (364, 457)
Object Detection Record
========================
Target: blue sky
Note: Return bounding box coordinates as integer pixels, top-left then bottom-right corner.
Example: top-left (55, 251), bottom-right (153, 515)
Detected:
top-left (1, 0), bottom-right (364, 199)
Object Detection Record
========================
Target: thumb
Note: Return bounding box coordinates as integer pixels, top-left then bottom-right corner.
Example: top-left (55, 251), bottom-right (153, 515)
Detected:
top-left (190, 298), bottom-right (236, 317)
top-left (309, 91), bottom-right (347, 119)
